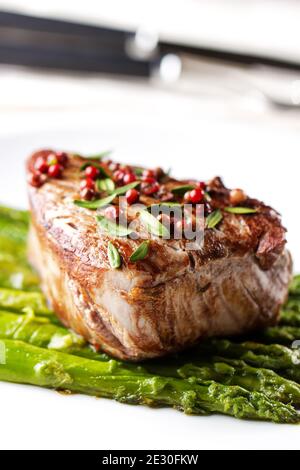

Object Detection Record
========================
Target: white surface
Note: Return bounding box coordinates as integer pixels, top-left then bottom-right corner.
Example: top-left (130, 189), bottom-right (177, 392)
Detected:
top-left (0, 119), bottom-right (299, 450)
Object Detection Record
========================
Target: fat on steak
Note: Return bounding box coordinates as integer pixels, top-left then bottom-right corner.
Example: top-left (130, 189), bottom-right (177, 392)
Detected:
top-left (26, 150), bottom-right (292, 361)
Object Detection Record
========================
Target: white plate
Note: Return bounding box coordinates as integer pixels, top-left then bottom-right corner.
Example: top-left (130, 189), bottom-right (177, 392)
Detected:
top-left (0, 120), bottom-right (299, 450)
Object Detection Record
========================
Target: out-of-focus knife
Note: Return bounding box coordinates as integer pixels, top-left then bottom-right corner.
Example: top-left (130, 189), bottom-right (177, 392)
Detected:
top-left (2, 9), bottom-right (300, 76)
top-left (1, 9), bottom-right (300, 110)
top-left (0, 10), bottom-right (155, 76)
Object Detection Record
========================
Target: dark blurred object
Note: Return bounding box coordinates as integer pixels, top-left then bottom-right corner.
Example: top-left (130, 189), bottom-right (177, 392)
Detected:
top-left (1, 9), bottom-right (300, 78)
top-left (0, 10), bottom-right (154, 76)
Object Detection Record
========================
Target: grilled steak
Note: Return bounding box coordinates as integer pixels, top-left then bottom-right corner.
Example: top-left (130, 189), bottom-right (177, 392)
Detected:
top-left (26, 150), bottom-right (292, 361)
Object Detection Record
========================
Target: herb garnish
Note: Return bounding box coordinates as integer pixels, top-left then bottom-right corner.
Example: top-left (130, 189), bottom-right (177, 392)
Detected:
top-left (139, 211), bottom-right (170, 238)
top-left (74, 194), bottom-right (116, 209)
top-left (97, 215), bottom-right (133, 237)
top-left (133, 168), bottom-right (144, 176)
top-left (97, 178), bottom-right (115, 193)
top-left (74, 181), bottom-right (140, 209)
top-left (107, 242), bottom-right (122, 269)
top-left (111, 181), bottom-right (140, 196)
top-left (81, 150), bottom-right (112, 161)
top-left (130, 241), bottom-right (150, 262)
top-left (206, 209), bottom-right (223, 229)
top-left (171, 185), bottom-right (195, 195)
top-left (148, 202), bottom-right (182, 211)
top-left (225, 207), bottom-right (258, 214)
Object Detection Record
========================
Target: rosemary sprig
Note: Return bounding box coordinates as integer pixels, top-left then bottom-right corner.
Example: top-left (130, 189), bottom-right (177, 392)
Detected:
top-left (206, 210), bottom-right (223, 229)
top-left (97, 215), bottom-right (133, 237)
top-left (139, 211), bottom-right (170, 238)
top-left (225, 207), bottom-right (257, 214)
top-left (107, 242), bottom-right (122, 269)
top-left (130, 241), bottom-right (150, 262)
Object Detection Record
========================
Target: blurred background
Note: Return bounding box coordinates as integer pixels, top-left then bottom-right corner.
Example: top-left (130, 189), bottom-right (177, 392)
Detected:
top-left (1, 0), bottom-right (300, 131)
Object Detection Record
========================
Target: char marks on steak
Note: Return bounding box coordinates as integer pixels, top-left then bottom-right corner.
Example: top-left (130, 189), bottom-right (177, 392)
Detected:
top-left (26, 150), bottom-right (292, 361)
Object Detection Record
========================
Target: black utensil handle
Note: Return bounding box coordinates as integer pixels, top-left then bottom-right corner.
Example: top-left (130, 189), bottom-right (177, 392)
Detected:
top-left (0, 10), bottom-right (154, 76)
top-left (0, 10), bottom-right (131, 45)
top-left (0, 44), bottom-right (153, 76)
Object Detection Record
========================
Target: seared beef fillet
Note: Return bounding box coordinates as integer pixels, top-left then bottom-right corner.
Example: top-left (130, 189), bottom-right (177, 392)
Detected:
top-left (27, 151), bottom-right (292, 361)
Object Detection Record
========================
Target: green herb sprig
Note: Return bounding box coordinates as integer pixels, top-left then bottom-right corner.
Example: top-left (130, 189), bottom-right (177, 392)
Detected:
top-left (225, 207), bottom-right (258, 214)
top-left (97, 178), bottom-right (115, 193)
top-left (130, 241), bottom-right (150, 262)
top-left (171, 185), bottom-right (195, 195)
top-left (107, 242), bottom-right (122, 269)
top-left (97, 215), bottom-right (133, 237)
top-left (74, 182), bottom-right (140, 209)
top-left (74, 194), bottom-right (116, 209)
top-left (139, 211), bottom-right (170, 238)
top-left (206, 210), bottom-right (223, 229)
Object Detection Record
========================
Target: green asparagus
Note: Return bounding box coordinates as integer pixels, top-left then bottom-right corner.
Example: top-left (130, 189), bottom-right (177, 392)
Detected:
top-left (190, 336), bottom-right (300, 387)
top-left (255, 325), bottom-right (300, 346)
top-left (0, 309), bottom-right (111, 361)
top-left (0, 237), bottom-right (27, 260)
top-left (0, 288), bottom-right (52, 316)
top-left (0, 259), bottom-right (40, 291)
top-left (0, 339), bottom-right (298, 423)
top-left (0, 309), bottom-right (84, 348)
top-left (2, 309), bottom-right (300, 405)
top-left (281, 368), bottom-right (300, 385)
top-left (280, 309), bottom-right (300, 327)
top-left (0, 207), bottom-right (29, 268)
top-left (285, 299), bottom-right (300, 313)
top-left (0, 205), bottom-right (29, 226)
top-left (0, 208), bottom-right (39, 291)
top-left (147, 358), bottom-right (300, 405)
top-left (192, 339), bottom-right (300, 371)
top-left (289, 275), bottom-right (300, 297)
top-left (0, 217), bottom-right (28, 244)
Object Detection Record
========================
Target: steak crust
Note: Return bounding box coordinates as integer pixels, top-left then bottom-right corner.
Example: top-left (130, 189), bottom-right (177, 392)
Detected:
top-left (26, 150), bottom-right (293, 360)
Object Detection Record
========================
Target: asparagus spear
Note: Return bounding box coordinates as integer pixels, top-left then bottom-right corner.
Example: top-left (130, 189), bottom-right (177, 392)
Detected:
top-left (256, 325), bottom-right (300, 346)
top-left (1, 308), bottom-right (300, 405)
top-left (280, 309), bottom-right (300, 327)
top-left (0, 259), bottom-right (40, 291)
top-left (0, 205), bottom-right (29, 226)
top-left (0, 309), bottom-right (85, 349)
top-left (192, 339), bottom-right (300, 371)
top-left (0, 339), bottom-right (298, 423)
top-left (148, 358), bottom-right (300, 405)
top-left (0, 206), bottom-right (28, 259)
top-left (0, 288), bottom-right (52, 316)
top-left (282, 368), bottom-right (300, 385)
top-left (285, 298), bottom-right (300, 311)
top-left (0, 217), bottom-right (28, 244)
top-left (0, 216), bottom-right (41, 290)
top-left (0, 309), bottom-right (111, 361)
top-left (0, 237), bottom-right (27, 260)
top-left (289, 275), bottom-right (300, 297)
